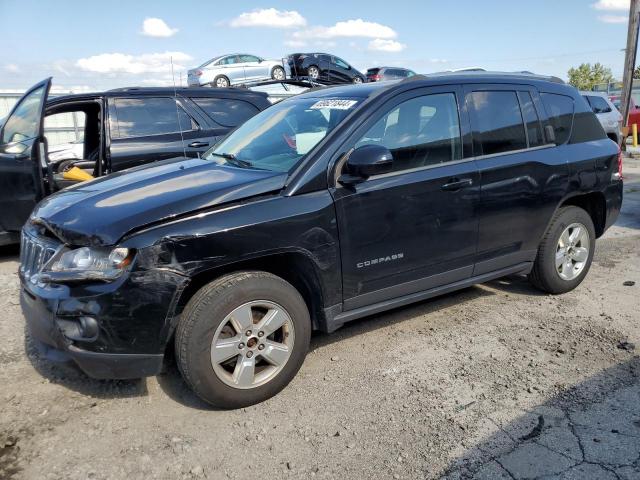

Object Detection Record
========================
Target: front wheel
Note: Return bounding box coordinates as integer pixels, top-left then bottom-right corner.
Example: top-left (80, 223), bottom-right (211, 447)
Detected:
top-left (528, 206), bottom-right (596, 294)
top-left (271, 66), bottom-right (286, 80)
top-left (175, 271), bottom-right (311, 408)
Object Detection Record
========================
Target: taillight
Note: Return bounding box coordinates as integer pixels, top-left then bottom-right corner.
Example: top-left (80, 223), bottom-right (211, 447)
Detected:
top-left (369, 74), bottom-right (381, 81)
top-left (614, 146), bottom-right (623, 180)
top-left (195, 70), bottom-right (202, 77)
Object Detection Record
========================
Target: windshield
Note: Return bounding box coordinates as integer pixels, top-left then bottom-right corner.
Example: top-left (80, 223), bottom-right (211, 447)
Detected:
top-left (204, 97), bottom-right (360, 172)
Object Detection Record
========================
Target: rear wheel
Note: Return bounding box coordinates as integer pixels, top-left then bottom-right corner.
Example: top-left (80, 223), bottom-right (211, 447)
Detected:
top-left (352, 76), bottom-right (363, 84)
top-left (175, 271), bottom-right (311, 408)
top-left (213, 75), bottom-right (230, 88)
top-left (271, 66), bottom-right (286, 80)
top-left (528, 206), bottom-right (595, 294)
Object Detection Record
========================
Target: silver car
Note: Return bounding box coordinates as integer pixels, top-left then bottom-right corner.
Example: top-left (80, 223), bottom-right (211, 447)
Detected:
top-left (581, 91), bottom-right (622, 144)
top-left (188, 54), bottom-right (289, 88)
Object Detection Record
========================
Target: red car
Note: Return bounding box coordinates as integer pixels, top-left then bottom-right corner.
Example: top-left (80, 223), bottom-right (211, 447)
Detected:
top-left (609, 95), bottom-right (640, 127)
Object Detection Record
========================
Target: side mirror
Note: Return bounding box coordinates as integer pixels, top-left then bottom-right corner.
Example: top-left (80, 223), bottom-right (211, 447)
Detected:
top-left (339, 144), bottom-right (393, 185)
top-left (544, 125), bottom-right (556, 145)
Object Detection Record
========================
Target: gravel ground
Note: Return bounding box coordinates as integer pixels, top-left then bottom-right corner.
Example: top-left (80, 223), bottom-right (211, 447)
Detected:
top-left (1, 158), bottom-right (639, 480)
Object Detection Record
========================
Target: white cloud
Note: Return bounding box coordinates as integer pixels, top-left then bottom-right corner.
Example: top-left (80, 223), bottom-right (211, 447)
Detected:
top-left (284, 39), bottom-right (307, 48)
top-left (141, 17), bottom-right (178, 37)
top-left (230, 8), bottom-right (306, 28)
top-left (598, 14), bottom-right (628, 23)
top-left (4, 63), bottom-right (20, 73)
top-left (76, 51), bottom-right (192, 74)
top-left (429, 58), bottom-right (449, 64)
top-left (368, 38), bottom-right (406, 53)
top-left (293, 19), bottom-right (397, 40)
top-left (592, 0), bottom-right (629, 10)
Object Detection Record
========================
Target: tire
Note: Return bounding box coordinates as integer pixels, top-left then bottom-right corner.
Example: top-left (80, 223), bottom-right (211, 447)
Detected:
top-left (352, 76), bottom-right (363, 84)
top-left (271, 66), bottom-right (286, 81)
top-left (307, 65), bottom-right (320, 80)
top-left (212, 75), bottom-right (230, 88)
top-left (528, 206), bottom-right (596, 294)
top-left (175, 271), bottom-right (311, 408)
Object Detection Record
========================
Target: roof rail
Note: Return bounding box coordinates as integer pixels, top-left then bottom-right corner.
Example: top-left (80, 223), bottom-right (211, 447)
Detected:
top-left (426, 70), bottom-right (565, 84)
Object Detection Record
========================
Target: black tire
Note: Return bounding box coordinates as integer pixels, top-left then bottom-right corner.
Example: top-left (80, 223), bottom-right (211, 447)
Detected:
top-left (175, 271), bottom-right (311, 408)
top-left (528, 206), bottom-right (596, 294)
top-left (212, 75), bottom-right (229, 88)
top-left (352, 76), bottom-right (364, 84)
top-left (271, 66), bottom-right (286, 80)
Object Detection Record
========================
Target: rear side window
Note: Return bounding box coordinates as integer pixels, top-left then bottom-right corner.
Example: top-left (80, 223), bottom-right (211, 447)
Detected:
top-left (470, 91), bottom-right (527, 155)
top-left (587, 95), bottom-right (612, 114)
top-left (517, 91), bottom-right (544, 148)
top-left (192, 98), bottom-right (259, 128)
top-left (112, 97), bottom-right (196, 139)
top-left (541, 93), bottom-right (574, 145)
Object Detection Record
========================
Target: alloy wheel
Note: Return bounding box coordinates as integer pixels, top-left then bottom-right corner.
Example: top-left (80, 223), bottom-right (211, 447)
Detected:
top-left (273, 67), bottom-right (285, 80)
top-left (210, 300), bottom-right (295, 389)
top-left (215, 77), bottom-right (229, 88)
top-left (555, 222), bottom-right (590, 281)
top-left (353, 76), bottom-right (363, 84)
top-left (308, 66), bottom-right (319, 79)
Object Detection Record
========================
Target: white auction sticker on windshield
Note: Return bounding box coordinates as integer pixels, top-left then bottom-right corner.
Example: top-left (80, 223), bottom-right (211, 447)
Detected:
top-left (310, 99), bottom-right (358, 110)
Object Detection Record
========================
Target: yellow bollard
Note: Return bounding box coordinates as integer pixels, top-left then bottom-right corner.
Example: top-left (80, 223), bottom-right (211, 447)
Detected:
top-left (633, 124), bottom-right (638, 148)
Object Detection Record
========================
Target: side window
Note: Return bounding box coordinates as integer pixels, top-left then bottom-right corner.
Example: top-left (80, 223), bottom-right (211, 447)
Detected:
top-left (1, 85), bottom-right (45, 144)
top-left (517, 91), bottom-right (543, 148)
top-left (221, 56), bottom-right (237, 65)
top-left (470, 91), bottom-right (527, 155)
top-left (334, 57), bottom-right (349, 69)
top-left (113, 98), bottom-right (197, 138)
top-left (192, 97), bottom-right (259, 128)
top-left (239, 55), bottom-right (260, 63)
top-left (355, 93), bottom-right (462, 172)
top-left (540, 93), bottom-right (574, 145)
top-left (587, 95), bottom-right (612, 114)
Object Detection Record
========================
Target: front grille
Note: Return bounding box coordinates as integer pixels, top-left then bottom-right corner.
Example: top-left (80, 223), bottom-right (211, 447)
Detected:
top-left (19, 232), bottom-right (59, 283)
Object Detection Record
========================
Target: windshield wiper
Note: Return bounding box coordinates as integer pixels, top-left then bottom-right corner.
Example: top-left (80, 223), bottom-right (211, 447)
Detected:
top-left (208, 152), bottom-right (254, 169)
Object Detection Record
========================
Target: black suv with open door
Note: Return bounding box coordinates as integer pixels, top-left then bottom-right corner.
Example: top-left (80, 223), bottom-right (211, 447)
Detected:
top-left (0, 78), bottom-right (271, 245)
top-left (19, 73), bottom-right (622, 409)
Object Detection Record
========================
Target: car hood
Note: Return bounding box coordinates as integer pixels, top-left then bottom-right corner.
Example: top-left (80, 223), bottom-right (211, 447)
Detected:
top-left (32, 157), bottom-right (288, 246)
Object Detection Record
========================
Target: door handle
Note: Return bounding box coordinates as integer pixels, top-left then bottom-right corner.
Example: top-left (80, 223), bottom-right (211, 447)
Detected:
top-left (441, 178), bottom-right (473, 191)
top-left (188, 141), bottom-right (209, 148)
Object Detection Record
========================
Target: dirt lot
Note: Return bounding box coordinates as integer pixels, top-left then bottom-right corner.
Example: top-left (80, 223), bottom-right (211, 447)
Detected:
top-left (1, 158), bottom-right (639, 480)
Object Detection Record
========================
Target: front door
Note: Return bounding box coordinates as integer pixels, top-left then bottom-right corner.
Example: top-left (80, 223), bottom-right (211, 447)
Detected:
top-left (0, 78), bottom-right (51, 239)
top-left (331, 86), bottom-right (479, 310)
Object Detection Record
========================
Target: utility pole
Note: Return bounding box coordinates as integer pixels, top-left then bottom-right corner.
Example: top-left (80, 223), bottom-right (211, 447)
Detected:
top-left (620, 0), bottom-right (640, 131)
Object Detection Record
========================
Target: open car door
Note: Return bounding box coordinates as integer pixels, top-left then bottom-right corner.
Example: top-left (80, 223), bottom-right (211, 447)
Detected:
top-left (0, 78), bottom-right (52, 245)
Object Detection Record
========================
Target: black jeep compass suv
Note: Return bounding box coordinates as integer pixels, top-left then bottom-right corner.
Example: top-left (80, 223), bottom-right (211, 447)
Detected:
top-left (19, 73), bottom-right (623, 408)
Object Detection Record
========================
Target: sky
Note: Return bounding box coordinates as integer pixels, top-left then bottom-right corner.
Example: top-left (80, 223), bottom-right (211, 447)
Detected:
top-left (0, 0), bottom-right (633, 92)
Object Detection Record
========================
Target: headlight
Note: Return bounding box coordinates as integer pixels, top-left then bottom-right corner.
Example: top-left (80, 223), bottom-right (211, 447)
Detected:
top-left (44, 246), bottom-right (134, 282)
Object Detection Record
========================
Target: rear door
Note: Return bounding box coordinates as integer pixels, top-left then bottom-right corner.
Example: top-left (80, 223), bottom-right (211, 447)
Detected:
top-left (0, 78), bottom-right (52, 237)
top-left (464, 84), bottom-right (567, 275)
top-left (106, 96), bottom-right (216, 171)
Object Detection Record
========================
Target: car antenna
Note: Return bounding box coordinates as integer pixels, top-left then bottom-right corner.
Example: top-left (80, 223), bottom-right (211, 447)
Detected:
top-left (171, 56), bottom-right (189, 159)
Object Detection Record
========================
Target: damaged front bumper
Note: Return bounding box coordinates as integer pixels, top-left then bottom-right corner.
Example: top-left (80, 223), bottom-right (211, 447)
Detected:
top-left (20, 266), bottom-right (189, 379)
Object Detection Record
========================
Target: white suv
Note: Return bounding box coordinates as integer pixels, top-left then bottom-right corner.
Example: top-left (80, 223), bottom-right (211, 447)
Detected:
top-left (581, 91), bottom-right (622, 144)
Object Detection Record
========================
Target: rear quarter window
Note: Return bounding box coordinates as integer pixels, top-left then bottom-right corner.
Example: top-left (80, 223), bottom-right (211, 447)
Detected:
top-left (192, 97), bottom-right (259, 128)
top-left (540, 93), bottom-right (574, 144)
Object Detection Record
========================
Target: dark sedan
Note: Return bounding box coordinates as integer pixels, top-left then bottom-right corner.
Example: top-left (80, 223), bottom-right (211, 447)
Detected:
top-left (287, 53), bottom-right (365, 84)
